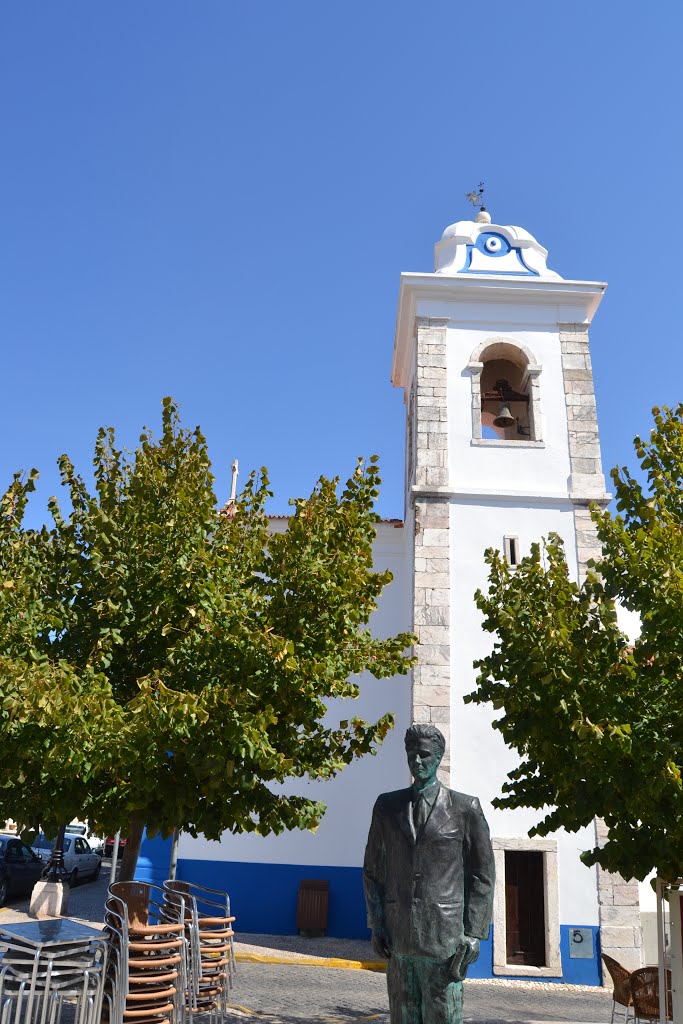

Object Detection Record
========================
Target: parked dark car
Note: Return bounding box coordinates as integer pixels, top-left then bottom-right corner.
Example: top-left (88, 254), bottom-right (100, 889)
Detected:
top-left (0, 835), bottom-right (43, 905)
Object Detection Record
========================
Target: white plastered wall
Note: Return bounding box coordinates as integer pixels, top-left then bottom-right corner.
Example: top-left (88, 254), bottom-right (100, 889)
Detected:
top-left (440, 311), bottom-right (600, 930)
top-left (178, 521), bottom-right (412, 868)
top-left (449, 327), bottom-right (572, 495)
top-left (448, 498), bottom-right (599, 926)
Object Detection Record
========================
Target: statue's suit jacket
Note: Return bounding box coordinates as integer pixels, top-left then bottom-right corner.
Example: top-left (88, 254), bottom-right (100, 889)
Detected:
top-left (363, 783), bottom-right (495, 960)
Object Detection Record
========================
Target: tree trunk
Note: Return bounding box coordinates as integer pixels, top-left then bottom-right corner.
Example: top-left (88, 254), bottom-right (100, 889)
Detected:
top-left (118, 814), bottom-right (145, 882)
top-left (168, 829), bottom-right (180, 880)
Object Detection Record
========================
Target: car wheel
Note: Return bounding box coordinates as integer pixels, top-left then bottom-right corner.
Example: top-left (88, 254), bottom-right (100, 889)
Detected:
top-left (0, 877), bottom-right (7, 906)
top-left (92, 861), bottom-right (101, 881)
top-left (68, 869), bottom-right (78, 887)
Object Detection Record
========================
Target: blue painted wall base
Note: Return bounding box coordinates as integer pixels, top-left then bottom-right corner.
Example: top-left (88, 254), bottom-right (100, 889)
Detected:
top-left (177, 858), bottom-right (370, 940)
top-left (134, 836), bottom-right (602, 985)
top-left (466, 925), bottom-right (601, 985)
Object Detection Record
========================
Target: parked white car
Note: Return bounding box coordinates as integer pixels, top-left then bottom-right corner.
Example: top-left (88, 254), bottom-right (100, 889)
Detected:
top-left (31, 832), bottom-right (101, 885)
top-left (66, 822), bottom-right (105, 857)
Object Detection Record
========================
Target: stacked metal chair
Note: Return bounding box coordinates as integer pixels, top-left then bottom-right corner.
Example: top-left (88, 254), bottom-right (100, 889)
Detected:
top-left (0, 934), bottom-right (107, 1024)
top-left (105, 881), bottom-right (187, 1024)
top-left (162, 879), bottom-right (235, 1024)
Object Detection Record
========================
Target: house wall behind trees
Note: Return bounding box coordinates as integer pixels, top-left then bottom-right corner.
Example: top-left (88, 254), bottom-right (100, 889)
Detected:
top-left (137, 520), bottom-right (413, 938)
top-left (448, 497), bottom-right (601, 931)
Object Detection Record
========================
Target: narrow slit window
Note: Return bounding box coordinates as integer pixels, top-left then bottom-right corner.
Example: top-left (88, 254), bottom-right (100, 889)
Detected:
top-left (504, 535), bottom-right (520, 566)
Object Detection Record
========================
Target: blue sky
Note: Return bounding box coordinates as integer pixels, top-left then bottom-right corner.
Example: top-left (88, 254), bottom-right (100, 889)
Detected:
top-left (2, 2), bottom-right (681, 524)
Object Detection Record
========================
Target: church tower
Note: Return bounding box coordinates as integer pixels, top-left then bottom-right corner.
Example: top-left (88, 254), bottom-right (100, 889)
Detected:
top-left (392, 206), bottom-right (642, 980)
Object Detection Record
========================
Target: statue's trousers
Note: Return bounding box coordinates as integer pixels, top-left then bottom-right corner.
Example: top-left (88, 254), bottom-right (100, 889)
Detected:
top-left (387, 954), bottom-right (463, 1024)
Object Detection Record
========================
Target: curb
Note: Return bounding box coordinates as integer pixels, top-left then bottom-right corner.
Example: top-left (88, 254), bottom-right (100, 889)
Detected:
top-left (228, 1008), bottom-right (385, 1021)
top-left (235, 953), bottom-right (387, 972)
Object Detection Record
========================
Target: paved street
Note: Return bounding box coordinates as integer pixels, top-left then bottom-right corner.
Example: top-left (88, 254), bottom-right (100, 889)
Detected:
top-left (0, 864), bottom-right (613, 1024)
top-left (227, 962), bottom-right (612, 1023)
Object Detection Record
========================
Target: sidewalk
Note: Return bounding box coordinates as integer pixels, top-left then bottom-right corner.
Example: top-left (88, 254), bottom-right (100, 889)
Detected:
top-left (0, 869), bottom-right (613, 1023)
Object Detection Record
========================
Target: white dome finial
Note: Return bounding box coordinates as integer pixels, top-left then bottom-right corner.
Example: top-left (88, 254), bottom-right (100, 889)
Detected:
top-left (435, 203), bottom-right (562, 280)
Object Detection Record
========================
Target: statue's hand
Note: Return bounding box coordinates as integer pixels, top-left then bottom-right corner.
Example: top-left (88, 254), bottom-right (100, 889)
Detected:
top-left (451, 936), bottom-right (480, 981)
top-left (371, 929), bottom-right (391, 959)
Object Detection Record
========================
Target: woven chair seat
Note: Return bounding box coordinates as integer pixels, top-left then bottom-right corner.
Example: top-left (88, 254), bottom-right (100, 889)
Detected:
top-left (196, 975), bottom-right (227, 989)
top-left (123, 1002), bottom-right (174, 1018)
top-left (129, 971), bottom-right (179, 986)
top-left (121, 1018), bottom-right (169, 1024)
top-left (127, 954), bottom-right (182, 970)
top-left (128, 938), bottom-right (184, 953)
top-left (631, 966), bottom-right (672, 1022)
top-left (128, 924), bottom-right (182, 937)
top-left (198, 946), bottom-right (230, 959)
top-left (125, 986), bottom-right (177, 1003)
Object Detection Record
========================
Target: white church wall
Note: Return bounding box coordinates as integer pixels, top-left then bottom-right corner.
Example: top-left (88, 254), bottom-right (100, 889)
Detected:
top-left (138, 209), bottom-right (619, 974)
top-left (172, 520), bottom-right (412, 923)
top-left (447, 498), bottom-right (599, 928)
top-left (445, 326), bottom-right (572, 496)
top-left (140, 522), bottom-right (414, 938)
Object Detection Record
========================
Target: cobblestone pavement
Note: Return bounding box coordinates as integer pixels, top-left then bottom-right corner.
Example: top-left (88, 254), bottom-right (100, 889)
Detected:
top-left (226, 963), bottom-right (612, 1023)
top-left (0, 865), bottom-right (612, 1023)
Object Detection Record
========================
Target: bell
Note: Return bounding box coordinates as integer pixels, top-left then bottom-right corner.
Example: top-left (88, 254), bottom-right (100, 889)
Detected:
top-left (493, 402), bottom-right (515, 429)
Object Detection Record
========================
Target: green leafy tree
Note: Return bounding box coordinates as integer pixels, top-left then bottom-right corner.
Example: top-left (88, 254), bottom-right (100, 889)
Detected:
top-left (467, 405), bottom-right (683, 883)
top-left (0, 471), bottom-right (118, 836)
top-left (0, 399), bottom-right (414, 879)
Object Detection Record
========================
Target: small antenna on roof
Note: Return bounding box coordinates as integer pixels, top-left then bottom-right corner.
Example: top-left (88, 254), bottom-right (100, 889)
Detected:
top-left (465, 181), bottom-right (486, 211)
top-left (229, 459), bottom-right (239, 503)
top-left (222, 458), bottom-right (239, 519)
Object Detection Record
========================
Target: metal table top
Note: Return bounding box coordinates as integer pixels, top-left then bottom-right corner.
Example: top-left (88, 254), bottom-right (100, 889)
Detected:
top-left (0, 918), bottom-right (104, 948)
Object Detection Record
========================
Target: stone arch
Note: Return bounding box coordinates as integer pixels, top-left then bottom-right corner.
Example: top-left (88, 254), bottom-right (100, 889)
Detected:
top-left (469, 337), bottom-right (540, 369)
top-left (467, 337), bottom-right (543, 442)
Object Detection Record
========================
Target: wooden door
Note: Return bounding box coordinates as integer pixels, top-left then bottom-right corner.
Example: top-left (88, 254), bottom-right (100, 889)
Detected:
top-left (505, 850), bottom-right (546, 966)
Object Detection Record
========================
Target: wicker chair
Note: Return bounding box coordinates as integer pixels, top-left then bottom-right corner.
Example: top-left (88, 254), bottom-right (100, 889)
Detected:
top-left (631, 966), bottom-right (672, 1023)
top-left (602, 954), bottom-right (634, 1024)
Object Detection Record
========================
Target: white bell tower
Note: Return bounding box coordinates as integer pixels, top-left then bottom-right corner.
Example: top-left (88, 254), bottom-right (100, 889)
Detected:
top-left (391, 206), bottom-right (643, 980)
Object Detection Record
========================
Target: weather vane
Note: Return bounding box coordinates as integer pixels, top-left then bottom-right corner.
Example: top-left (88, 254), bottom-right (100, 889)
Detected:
top-left (466, 181), bottom-right (486, 211)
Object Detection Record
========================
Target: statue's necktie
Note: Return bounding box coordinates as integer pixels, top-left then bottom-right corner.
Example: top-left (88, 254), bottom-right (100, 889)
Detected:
top-left (413, 795), bottom-right (428, 835)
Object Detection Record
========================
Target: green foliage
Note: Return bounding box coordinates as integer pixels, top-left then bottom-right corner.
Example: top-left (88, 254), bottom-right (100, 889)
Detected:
top-left (0, 399), bottom-right (414, 868)
top-left (467, 405), bottom-right (683, 882)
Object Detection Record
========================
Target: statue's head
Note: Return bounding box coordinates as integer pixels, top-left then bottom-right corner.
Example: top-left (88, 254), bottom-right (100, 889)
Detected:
top-left (404, 724), bottom-right (445, 786)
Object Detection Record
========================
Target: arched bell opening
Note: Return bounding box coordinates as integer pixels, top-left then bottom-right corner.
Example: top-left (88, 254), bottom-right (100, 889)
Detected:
top-left (468, 339), bottom-right (542, 444)
top-left (480, 359), bottom-right (532, 441)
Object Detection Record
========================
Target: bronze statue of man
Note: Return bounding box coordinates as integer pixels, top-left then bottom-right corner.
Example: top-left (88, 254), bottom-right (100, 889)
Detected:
top-left (363, 724), bottom-right (495, 1024)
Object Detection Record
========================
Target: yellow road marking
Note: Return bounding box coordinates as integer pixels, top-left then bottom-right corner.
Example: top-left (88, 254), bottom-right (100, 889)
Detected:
top-left (228, 1010), bottom-right (384, 1022)
top-left (235, 952), bottom-right (386, 973)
